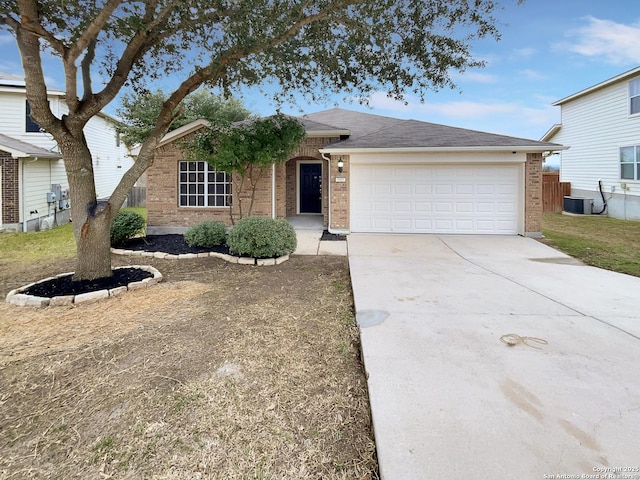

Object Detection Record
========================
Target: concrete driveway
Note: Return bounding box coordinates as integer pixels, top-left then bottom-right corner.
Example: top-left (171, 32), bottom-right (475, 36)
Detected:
top-left (348, 234), bottom-right (640, 480)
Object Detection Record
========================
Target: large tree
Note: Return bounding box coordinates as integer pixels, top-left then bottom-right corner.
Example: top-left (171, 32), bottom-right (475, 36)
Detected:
top-left (0, 0), bottom-right (515, 281)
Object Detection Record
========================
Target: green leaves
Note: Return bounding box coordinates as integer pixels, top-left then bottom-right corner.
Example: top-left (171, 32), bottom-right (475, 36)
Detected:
top-left (116, 88), bottom-right (249, 147)
top-left (188, 114), bottom-right (306, 177)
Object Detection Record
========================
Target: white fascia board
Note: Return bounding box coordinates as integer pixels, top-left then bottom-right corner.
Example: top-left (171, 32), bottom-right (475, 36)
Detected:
top-left (0, 144), bottom-right (59, 159)
top-left (348, 150), bottom-right (529, 165)
top-left (320, 145), bottom-right (568, 155)
top-left (129, 119), bottom-right (211, 156)
top-left (157, 119), bottom-right (210, 147)
top-left (0, 85), bottom-right (65, 96)
top-left (0, 144), bottom-right (29, 158)
top-left (541, 124), bottom-right (561, 142)
top-left (552, 65), bottom-right (640, 105)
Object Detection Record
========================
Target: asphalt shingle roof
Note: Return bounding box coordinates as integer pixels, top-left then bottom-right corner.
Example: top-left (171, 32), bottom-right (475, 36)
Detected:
top-left (303, 108), bottom-right (404, 139)
top-left (302, 108), bottom-right (562, 150)
top-left (0, 133), bottom-right (62, 158)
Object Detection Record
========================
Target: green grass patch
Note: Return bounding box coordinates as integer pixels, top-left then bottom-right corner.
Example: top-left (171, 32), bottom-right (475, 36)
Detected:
top-left (541, 212), bottom-right (640, 277)
top-left (120, 206), bottom-right (147, 221)
top-left (0, 208), bottom-right (147, 265)
top-left (0, 223), bottom-right (76, 263)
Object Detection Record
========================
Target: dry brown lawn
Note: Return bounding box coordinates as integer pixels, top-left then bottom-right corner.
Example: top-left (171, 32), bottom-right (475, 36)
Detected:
top-left (0, 254), bottom-right (378, 479)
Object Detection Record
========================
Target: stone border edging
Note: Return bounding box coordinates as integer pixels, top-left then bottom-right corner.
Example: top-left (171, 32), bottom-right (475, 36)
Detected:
top-left (110, 247), bottom-right (290, 266)
top-left (6, 265), bottom-right (163, 308)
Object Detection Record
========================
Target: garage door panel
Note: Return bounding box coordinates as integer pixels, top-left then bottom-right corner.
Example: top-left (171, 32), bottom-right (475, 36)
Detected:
top-left (394, 202), bottom-right (411, 213)
top-left (373, 202), bottom-right (391, 213)
top-left (351, 164), bottom-right (519, 234)
top-left (456, 202), bottom-right (473, 213)
top-left (415, 184), bottom-right (432, 194)
top-left (415, 202), bottom-right (432, 212)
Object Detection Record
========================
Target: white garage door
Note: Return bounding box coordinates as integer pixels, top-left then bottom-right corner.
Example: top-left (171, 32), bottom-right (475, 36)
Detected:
top-left (351, 164), bottom-right (520, 234)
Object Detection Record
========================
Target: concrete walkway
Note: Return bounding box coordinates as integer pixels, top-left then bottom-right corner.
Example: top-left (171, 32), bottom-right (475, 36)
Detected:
top-left (289, 216), bottom-right (347, 256)
top-left (348, 234), bottom-right (640, 479)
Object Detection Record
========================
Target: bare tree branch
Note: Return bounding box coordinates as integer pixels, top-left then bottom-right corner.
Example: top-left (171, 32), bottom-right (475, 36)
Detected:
top-left (66, 0), bottom-right (122, 63)
top-left (80, 38), bottom-right (96, 102)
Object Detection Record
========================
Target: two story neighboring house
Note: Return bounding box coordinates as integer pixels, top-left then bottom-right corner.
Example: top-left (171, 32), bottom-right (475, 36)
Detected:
top-left (542, 66), bottom-right (640, 220)
top-left (0, 72), bottom-right (132, 232)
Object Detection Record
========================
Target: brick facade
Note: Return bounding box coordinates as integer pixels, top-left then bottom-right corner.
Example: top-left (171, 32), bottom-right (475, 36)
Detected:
top-left (524, 152), bottom-right (543, 236)
top-left (145, 128), bottom-right (544, 236)
top-left (0, 151), bottom-right (19, 224)
top-left (146, 133), bottom-right (343, 232)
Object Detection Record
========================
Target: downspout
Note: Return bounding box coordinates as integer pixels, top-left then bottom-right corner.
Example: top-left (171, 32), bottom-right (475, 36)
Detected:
top-left (321, 152), bottom-right (332, 231)
top-left (21, 158), bottom-right (27, 232)
top-left (271, 163), bottom-right (276, 219)
top-left (22, 157), bottom-right (40, 232)
top-left (18, 160), bottom-right (27, 233)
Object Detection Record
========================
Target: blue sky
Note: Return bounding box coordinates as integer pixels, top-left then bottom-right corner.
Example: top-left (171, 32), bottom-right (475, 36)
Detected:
top-left (0, 0), bottom-right (639, 146)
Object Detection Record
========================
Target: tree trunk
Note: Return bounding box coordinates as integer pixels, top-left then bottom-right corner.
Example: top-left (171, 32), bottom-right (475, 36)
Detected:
top-left (61, 137), bottom-right (115, 281)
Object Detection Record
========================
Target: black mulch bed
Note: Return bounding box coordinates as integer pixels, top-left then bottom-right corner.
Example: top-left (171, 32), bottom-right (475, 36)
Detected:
top-left (120, 234), bottom-right (231, 255)
top-left (321, 230), bottom-right (346, 241)
top-left (24, 268), bottom-right (152, 298)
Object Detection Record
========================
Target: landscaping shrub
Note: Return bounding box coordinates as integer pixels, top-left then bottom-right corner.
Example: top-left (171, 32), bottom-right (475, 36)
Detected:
top-left (183, 221), bottom-right (227, 248)
top-left (227, 216), bottom-right (297, 258)
top-left (110, 210), bottom-right (146, 246)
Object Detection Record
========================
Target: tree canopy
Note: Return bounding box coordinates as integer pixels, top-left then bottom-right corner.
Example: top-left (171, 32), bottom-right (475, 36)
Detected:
top-left (187, 114), bottom-right (307, 220)
top-left (0, 0), bottom-right (516, 280)
top-left (116, 89), bottom-right (250, 147)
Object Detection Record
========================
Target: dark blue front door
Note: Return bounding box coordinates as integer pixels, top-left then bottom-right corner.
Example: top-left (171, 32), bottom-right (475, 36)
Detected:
top-left (300, 163), bottom-right (322, 213)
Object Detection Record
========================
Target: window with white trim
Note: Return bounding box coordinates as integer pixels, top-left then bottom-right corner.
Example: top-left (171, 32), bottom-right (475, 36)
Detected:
top-left (620, 146), bottom-right (640, 180)
top-left (630, 78), bottom-right (640, 115)
top-left (178, 161), bottom-right (231, 207)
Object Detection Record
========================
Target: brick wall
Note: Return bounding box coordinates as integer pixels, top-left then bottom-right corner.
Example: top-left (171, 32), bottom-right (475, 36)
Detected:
top-left (525, 152), bottom-right (543, 235)
top-left (329, 154), bottom-right (349, 231)
top-left (146, 133), bottom-right (346, 231)
top-left (0, 151), bottom-right (19, 224)
top-left (146, 141), bottom-right (276, 229)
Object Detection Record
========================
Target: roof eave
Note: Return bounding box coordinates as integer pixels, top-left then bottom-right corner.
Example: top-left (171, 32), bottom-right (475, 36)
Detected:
top-left (130, 119), bottom-right (211, 156)
top-left (320, 145), bottom-right (569, 154)
top-left (0, 85), bottom-right (66, 96)
top-left (540, 124), bottom-right (562, 142)
top-left (553, 65), bottom-right (640, 105)
top-left (0, 145), bottom-right (61, 159)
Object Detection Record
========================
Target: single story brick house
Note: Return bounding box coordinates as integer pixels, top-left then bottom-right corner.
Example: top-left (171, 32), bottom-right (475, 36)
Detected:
top-left (145, 108), bottom-right (565, 237)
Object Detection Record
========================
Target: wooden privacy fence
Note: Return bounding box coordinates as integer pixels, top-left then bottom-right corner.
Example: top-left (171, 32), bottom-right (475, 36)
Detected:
top-left (542, 172), bottom-right (571, 212)
top-left (126, 186), bottom-right (146, 207)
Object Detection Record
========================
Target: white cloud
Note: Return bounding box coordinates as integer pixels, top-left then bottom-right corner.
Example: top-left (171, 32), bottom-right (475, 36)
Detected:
top-left (519, 69), bottom-right (546, 81)
top-left (561, 16), bottom-right (640, 65)
top-left (511, 47), bottom-right (537, 59)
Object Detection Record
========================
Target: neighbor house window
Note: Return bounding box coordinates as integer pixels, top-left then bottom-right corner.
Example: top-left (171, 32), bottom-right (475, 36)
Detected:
top-left (620, 146), bottom-right (640, 180)
top-left (630, 78), bottom-right (640, 115)
top-left (179, 161), bottom-right (231, 207)
top-left (25, 100), bottom-right (42, 132)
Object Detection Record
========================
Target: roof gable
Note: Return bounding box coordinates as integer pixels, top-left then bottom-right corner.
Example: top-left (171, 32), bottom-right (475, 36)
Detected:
top-left (553, 65), bottom-right (640, 106)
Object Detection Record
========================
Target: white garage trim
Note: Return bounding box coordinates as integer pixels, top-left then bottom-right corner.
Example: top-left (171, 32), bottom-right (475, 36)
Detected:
top-left (348, 151), bottom-right (528, 165)
top-left (350, 162), bottom-right (524, 235)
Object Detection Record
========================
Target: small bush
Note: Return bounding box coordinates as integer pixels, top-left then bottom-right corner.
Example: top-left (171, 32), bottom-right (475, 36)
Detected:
top-left (110, 210), bottom-right (146, 246)
top-left (227, 217), bottom-right (297, 258)
top-left (183, 221), bottom-right (227, 248)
